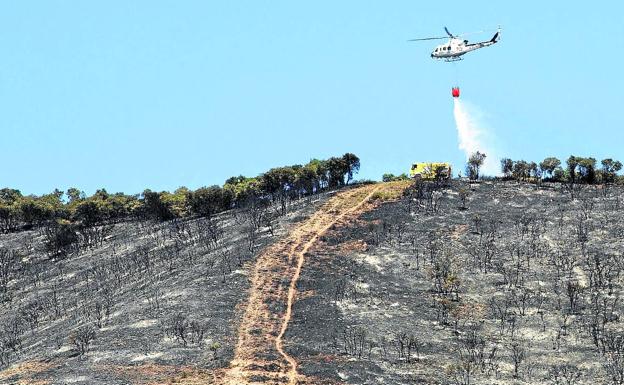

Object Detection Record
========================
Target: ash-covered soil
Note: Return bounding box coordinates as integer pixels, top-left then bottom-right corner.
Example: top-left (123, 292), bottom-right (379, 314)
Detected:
top-left (287, 181), bottom-right (624, 385)
top-left (0, 193), bottom-right (332, 385)
top-left (3, 180), bottom-right (624, 385)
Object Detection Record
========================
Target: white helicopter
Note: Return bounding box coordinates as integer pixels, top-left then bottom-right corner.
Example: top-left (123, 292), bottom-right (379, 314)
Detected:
top-left (409, 27), bottom-right (501, 62)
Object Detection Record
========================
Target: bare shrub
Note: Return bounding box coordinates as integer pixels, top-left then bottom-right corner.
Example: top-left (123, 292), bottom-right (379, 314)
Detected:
top-left (164, 312), bottom-right (189, 346)
top-left (508, 339), bottom-right (527, 379)
top-left (447, 359), bottom-right (477, 385)
top-left (342, 326), bottom-right (368, 358)
top-left (162, 312), bottom-right (206, 347)
top-left (189, 320), bottom-right (207, 345)
top-left (565, 280), bottom-right (585, 313)
top-left (548, 364), bottom-right (583, 385)
top-left (395, 332), bottom-right (422, 363)
top-left (70, 324), bottom-right (96, 356)
top-left (0, 248), bottom-right (21, 298)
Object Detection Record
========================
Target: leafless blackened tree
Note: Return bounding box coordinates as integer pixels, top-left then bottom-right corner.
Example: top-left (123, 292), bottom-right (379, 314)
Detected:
top-left (216, 247), bottom-right (233, 283)
top-left (1, 317), bottom-right (23, 357)
top-left (458, 327), bottom-right (485, 365)
top-left (549, 245), bottom-right (577, 282)
top-left (19, 300), bottom-right (44, 334)
top-left (466, 235), bottom-right (497, 274)
top-left (434, 296), bottom-right (455, 326)
top-left (197, 216), bottom-right (225, 251)
top-left (552, 313), bottom-right (571, 351)
top-left (239, 197), bottom-right (270, 252)
top-left (548, 364), bottom-right (583, 385)
top-left (425, 230), bottom-right (442, 265)
top-left (585, 252), bottom-right (622, 295)
top-left (602, 332), bottom-right (624, 384)
top-left (402, 182), bottom-right (419, 214)
top-left (342, 326), bottom-right (367, 358)
top-left (508, 339), bottom-right (527, 379)
top-left (409, 234), bottom-right (421, 270)
top-left (164, 312), bottom-right (189, 347)
top-left (0, 248), bottom-right (21, 298)
top-left (144, 279), bottom-right (163, 311)
top-left (489, 295), bottom-right (513, 336)
top-left (510, 286), bottom-right (533, 317)
top-left (78, 224), bottom-right (114, 249)
top-left (391, 216), bottom-right (409, 245)
top-left (565, 280), bottom-right (584, 313)
top-left (573, 217), bottom-right (590, 255)
top-left (70, 324), bottom-right (96, 356)
top-left (447, 355), bottom-right (477, 385)
top-left (100, 285), bottom-right (115, 319)
top-left (263, 210), bottom-right (278, 237)
top-left (49, 282), bottom-right (64, 319)
top-left (188, 319), bottom-right (208, 345)
top-left (161, 312), bottom-right (207, 347)
top-left (395, 332), bottom-right (422, 363)
top-left (578, 196), bottom-right (595, 221)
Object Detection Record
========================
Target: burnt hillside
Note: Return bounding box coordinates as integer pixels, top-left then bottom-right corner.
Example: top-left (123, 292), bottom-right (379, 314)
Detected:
top-left (0, 190), bottom-right (333, 385)
top-left (1, 180), bottom-right (624, 385)
top-left (288, 180), bottom-right (624, 385)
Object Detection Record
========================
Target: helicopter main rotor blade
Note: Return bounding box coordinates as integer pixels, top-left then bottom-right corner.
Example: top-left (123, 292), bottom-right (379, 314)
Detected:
top-left (407, 36), bottom-right (447, 41)
top-left (444, 27), bottom-right (455, 38)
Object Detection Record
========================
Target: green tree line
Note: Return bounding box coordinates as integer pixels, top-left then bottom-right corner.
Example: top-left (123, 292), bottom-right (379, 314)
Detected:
top-left (0, 153), bottom-right (360, 232)
top-left (499, 156), bottom-right (622, 184)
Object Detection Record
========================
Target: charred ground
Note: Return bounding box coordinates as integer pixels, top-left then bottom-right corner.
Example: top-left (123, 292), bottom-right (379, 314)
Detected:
top-left (0, 190), bottom-right (332, 384)
top-left (2, 180), bottom-right (624, 385)
top-left (287, 180), bottom-right (624, 385)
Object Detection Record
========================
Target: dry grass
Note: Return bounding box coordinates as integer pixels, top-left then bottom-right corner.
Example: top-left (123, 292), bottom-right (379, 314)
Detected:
top-left (102, 363), bottom-right (218, 385)
top-left (369, 180), bottom-right (412, 202)
top-left (335, 239), bottom-right (369, 254)
top-left (0, 360), bottom-right (56, 385)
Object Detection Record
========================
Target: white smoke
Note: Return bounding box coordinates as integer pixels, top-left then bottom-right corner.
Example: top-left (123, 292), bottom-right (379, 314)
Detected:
top-left (452, 98), bottom-right (499, 177)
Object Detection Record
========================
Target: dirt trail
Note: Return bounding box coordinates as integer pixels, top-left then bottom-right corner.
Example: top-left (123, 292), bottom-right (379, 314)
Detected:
top-left (221, 184), bottom-right (383, 385)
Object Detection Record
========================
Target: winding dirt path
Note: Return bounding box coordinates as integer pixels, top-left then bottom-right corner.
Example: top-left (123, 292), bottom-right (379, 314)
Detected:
top-left (221, 184), bottom-right (382, 385)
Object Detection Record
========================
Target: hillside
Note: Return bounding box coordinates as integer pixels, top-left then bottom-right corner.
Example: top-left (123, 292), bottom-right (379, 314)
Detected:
top-left (1, 180), bottom-right (624, 385)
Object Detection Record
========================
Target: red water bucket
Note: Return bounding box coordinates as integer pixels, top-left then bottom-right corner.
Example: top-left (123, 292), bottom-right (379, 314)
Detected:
top-left (452, 87), bottom-right (460, 98)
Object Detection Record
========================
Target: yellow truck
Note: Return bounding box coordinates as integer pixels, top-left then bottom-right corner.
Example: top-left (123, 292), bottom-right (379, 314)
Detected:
top-left (409, 162), bottom-right (452, 180)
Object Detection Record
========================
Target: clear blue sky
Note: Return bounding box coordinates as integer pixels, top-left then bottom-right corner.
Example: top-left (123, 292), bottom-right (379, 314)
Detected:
top-left (1, 2), bottom-right (622, 195)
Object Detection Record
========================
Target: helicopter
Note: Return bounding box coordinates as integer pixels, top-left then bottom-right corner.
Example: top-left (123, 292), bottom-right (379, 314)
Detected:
top-left (409, 27), bottom-right (500, 62)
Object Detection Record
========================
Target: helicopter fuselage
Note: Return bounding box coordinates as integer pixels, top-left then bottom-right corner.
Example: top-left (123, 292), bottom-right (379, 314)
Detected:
top-left (431, 32), bottom-right (499, 61)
